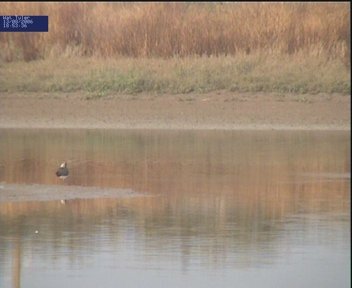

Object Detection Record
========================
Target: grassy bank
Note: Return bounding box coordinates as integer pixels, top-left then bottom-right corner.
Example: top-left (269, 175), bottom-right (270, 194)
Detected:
top-left (0, 3), bottom-right (349, 96)
top-left (0, 54), bottom-right (349, 96)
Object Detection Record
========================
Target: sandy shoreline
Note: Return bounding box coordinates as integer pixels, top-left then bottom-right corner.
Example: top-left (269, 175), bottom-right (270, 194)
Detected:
top-left (0, 92), bottom-right (350, 130)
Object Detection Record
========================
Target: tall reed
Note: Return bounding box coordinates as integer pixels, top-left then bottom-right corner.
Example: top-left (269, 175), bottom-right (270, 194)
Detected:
top-left (0, 2), bottom-right (349, 62)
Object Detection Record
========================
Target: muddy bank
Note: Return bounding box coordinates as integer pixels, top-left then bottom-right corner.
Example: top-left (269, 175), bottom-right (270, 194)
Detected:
top-left (0, 183), bottom-right (145, 203)
top-left (0, 92), bottom-right (350, 130)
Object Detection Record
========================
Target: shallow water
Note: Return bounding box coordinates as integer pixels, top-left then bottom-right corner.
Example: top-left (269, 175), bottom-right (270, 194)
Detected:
top-left (0, 129), bottom-right (350, 288)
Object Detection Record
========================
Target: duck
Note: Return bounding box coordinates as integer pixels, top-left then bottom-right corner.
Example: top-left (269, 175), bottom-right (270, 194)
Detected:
top-left (56, 162), bottom-right (69, 179)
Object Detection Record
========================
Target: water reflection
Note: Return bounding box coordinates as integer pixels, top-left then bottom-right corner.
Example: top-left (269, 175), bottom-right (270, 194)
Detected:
top-left (0, 129), bottom-right (350, 288)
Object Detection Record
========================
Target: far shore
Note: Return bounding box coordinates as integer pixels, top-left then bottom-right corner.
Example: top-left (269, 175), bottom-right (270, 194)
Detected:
top-left (0, 92), bottom-right (350, 130)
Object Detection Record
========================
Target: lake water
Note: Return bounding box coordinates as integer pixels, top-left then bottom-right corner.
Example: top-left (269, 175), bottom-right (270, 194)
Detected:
top-left (0, 129), bottom-right (350, 288)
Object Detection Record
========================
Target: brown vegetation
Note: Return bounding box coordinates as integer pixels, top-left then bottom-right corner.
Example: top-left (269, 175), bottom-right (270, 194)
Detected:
top-left (0, 2), bottom-right (350, 62)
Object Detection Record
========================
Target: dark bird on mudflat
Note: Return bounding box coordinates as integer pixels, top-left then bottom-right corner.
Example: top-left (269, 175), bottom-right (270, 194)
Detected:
top-left (56, 162), bottom-right (69, 179)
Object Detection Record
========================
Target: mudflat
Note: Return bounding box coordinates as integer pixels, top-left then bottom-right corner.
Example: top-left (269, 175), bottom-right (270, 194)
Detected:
top-left (0, 183), bottom-right (144, 203)
top-left (0, 92), bottom-right (350, 130)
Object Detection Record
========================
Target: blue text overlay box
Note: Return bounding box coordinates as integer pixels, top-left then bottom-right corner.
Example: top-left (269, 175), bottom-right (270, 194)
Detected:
top-left (0, 16), bottom-right (48, 32)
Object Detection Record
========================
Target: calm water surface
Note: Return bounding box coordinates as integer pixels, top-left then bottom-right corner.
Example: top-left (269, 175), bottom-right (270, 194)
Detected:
top-left (0, 129), bottom-right (350, 288)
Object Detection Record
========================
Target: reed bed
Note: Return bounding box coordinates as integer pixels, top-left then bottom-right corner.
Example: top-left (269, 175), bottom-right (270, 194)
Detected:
top-left (0, 2), bottom-right (349, 62)
top-left (0, 3), bottom-right (349, 95)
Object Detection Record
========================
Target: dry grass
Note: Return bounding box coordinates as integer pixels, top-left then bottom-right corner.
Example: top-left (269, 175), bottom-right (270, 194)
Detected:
top-left (0, 2), bottom-right (350, 62)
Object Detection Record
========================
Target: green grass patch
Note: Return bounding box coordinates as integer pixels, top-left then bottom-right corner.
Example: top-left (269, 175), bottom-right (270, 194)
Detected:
top-left (0, 54), bottom-right (350, 96)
